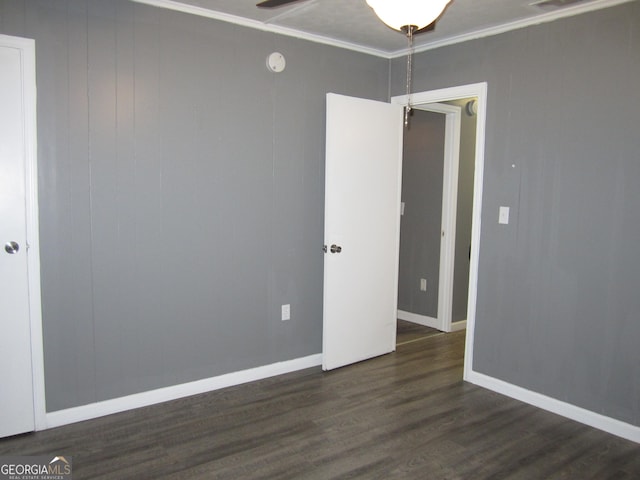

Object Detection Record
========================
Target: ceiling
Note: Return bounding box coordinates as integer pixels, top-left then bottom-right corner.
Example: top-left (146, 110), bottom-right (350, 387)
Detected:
top-left (134, 0), bottom-right (632, 57)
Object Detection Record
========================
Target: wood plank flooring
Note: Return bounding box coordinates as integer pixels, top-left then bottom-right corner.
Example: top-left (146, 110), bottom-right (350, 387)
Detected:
top-left (1, 331), bottom-right (639, 479)
top-left (396, 319), bottom-right (441, 345)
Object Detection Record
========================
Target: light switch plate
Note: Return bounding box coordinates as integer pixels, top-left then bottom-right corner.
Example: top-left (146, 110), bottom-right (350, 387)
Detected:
top-left (499, 206), bottom-right (510, 225)
top-left (281, 304), bottom-right (290, 321)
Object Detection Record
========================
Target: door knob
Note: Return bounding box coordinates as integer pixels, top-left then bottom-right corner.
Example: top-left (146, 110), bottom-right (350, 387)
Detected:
top-left (330, 244), bottom-right (342, 254)
top-left (5, 241), bottom-right (19, 254)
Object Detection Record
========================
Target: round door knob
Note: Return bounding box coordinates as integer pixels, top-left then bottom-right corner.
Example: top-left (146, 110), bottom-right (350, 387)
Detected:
top-left (5, 241), bottom-right (20, 254)
top-left (330, 244), bottom-right (342, 254)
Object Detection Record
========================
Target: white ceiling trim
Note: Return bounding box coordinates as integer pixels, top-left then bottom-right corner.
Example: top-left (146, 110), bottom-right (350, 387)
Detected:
top-left (131, 0), bottom-right (390, 57)
top-left (391, 0), bottom-right (636, 58)
top-left (132, 0), bottom-right (635, 59)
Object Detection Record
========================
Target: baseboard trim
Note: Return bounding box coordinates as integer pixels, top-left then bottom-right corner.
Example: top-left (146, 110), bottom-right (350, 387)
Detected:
top-left (45, 354), bottom-right (322, 429)
top-left (466, 370), bottom-right (640, 444)
top-left (450, 320), bottom-right (467, 332)
top-left (398, 310), bottom-right (440, 330)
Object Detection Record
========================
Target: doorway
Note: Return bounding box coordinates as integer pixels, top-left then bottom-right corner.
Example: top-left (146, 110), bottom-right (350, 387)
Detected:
top-left (392, 84), bottom-right (487, 380)
top-left (397, 102), bottom-right (463, 335)
top-left (322, 83), bottom-right (486, 379)
top-left (396, 99), bottom-right (478, 336)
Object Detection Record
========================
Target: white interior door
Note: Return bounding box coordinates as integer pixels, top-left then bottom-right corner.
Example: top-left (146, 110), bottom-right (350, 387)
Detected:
top-left (322, 93), bottom-right (404, 371)
top-left (0, 40), bottom-right (36, 437)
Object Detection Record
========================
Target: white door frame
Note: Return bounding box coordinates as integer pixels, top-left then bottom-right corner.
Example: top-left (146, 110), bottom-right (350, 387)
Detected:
top-left (0, 34), bottom-right (46, 431)
top-left (392, 82), bottom-right (487, 381)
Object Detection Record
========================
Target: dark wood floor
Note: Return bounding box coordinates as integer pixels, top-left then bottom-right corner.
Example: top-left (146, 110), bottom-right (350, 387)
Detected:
top-left (2, 331), bottom-right (639, 479)
top-left (396, 319), bottom-right (441, 345)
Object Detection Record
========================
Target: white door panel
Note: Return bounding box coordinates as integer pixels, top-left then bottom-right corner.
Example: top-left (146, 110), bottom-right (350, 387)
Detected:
top-left (322, 93), bottom-right (403, 371)
top-left (0, 42), bottom-right (36, 437)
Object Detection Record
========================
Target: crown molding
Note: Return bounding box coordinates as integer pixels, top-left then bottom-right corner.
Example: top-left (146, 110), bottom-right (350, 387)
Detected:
top-left (390, 0), bottom-right (636, 58)
top-left (132, 0), bottom-right (634, 60)
top-left (131, 0), bottom-right (391, 58)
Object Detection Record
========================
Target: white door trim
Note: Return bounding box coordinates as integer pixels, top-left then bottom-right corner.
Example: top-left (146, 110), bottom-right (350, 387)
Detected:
top-left (0, 34), bottom-right (46, 431)
top-left (392, 82), bottom-right (488, 382)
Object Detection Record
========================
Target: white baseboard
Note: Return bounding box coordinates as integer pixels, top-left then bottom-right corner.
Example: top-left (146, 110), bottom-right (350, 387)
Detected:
top-left (398, 310), bottom-right (440, 329)
top-left (466, 370), bottom-right (640, 444)
top-left (450, 320), bottom-right (467, 332)
top-left (45, 354), bottom-right (322, 429)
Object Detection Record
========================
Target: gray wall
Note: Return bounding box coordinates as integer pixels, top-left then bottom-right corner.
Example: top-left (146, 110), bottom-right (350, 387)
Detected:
top-left (0, 0), bottom-right (389, 412)
top-left (397, 110), bottom-right (445, 318)
top-left (445, 98), bottom-right (476, 323)
top-left (392, 2), bottom-right (640, 426)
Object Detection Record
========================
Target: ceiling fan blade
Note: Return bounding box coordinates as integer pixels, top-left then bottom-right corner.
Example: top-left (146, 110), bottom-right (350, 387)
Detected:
top-left (414, 21), bottom-right (436, 34)
top-left (256, 0), bottom-right (304, 7)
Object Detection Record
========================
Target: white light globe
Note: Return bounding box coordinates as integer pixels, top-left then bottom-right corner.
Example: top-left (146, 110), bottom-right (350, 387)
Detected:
top-left (366, 0), bottom-right (451, 31)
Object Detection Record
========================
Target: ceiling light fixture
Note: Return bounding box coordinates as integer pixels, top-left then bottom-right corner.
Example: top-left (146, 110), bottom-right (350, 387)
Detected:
top-left (365, 0), bottom-right (450, 32)
top-left (366, 0), bottom-right (451, 126)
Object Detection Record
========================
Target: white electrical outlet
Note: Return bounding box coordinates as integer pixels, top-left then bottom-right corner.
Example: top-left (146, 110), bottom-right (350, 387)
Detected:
top-left (420, 278), bottom-right (427, 291)
top-left (281, 304), bottom-right (291, 321)
top-left (401, 202), bottom-right (405, 216)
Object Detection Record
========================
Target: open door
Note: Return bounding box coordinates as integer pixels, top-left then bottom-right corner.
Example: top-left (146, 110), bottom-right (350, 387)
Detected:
top-left (322, 93), bottom-right (404, 371)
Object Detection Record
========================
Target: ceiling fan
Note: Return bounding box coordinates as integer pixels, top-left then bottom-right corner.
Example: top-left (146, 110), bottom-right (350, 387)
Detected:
top-left (256, 0), bottom-right (437, 33)
top-left (257, 0), bottom-right (307, 7)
